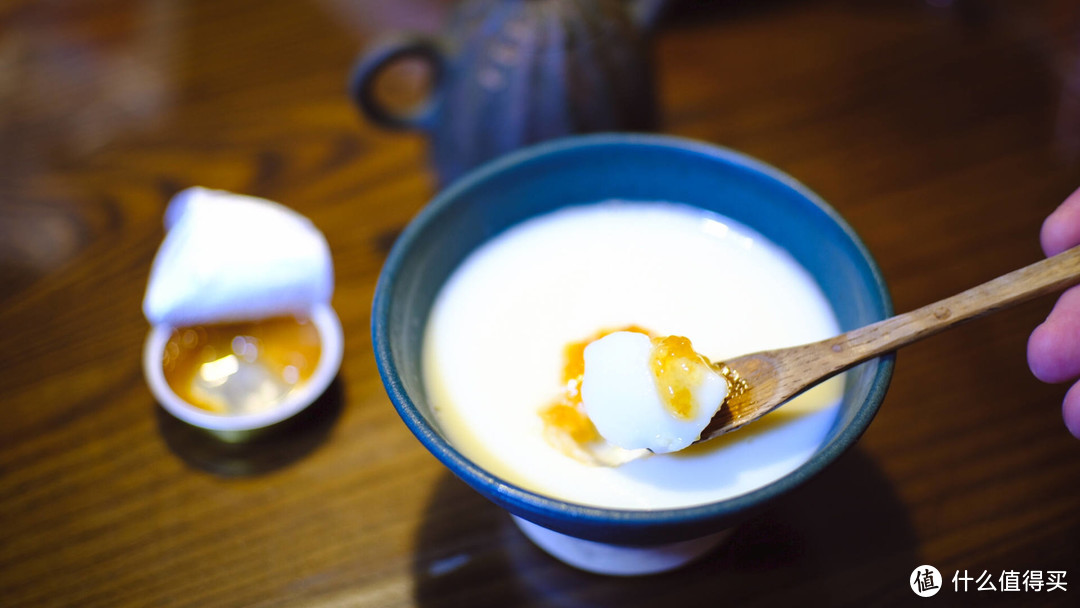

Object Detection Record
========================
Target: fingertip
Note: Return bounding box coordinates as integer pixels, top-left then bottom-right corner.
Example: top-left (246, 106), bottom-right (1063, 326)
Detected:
top-left (1041, 187), bottom-right (1080, 257)
top-left (1028, 286), bottom-right (1080, 384)
top-left (1063, 383), bottom-right (1080, 439)
top-left (1042, 215), bottom-right (1073, 257)
top-left (1028, 322), bottom-right (1068, 383)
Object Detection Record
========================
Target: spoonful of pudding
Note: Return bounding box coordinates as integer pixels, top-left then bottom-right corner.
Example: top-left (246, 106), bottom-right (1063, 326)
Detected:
top-left (578, 245), bottom-right (1080, 464)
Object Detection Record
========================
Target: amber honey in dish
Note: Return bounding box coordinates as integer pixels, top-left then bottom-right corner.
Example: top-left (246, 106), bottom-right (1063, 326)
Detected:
top-left (162, 316), bottom-right (321, 415)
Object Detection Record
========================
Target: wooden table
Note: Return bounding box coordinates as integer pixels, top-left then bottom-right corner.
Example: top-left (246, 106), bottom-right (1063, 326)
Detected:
top-left (3, 0), bottom-right (1079, 605)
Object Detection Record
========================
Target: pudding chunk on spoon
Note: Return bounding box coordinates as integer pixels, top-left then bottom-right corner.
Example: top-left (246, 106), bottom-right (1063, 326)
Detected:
top-left (582, 331), bottom-right (729, 453)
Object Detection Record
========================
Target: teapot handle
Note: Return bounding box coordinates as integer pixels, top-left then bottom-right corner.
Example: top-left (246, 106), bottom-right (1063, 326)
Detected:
top-left (349, 35), bottom-right (445, 131)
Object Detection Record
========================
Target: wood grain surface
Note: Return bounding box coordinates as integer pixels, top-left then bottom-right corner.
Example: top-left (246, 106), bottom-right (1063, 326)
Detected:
top-left (2, 0), bottom-right (1079, 606)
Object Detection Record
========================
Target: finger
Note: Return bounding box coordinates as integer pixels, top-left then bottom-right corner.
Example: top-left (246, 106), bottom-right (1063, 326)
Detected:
top-left (1027, 284), bottom-right (1080, 383)
top-left (1064, 382), bottom-right (1080, 439)
top-left (1040, 186), bottom-right (1080, 257)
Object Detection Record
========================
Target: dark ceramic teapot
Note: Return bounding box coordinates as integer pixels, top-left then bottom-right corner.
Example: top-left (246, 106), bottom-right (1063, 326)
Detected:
top-left (350, 0), bottom-right (666, 185)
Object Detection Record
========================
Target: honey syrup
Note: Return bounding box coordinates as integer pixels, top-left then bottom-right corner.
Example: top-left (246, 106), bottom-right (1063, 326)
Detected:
top-left (162, 316), bottom-right (321, 415)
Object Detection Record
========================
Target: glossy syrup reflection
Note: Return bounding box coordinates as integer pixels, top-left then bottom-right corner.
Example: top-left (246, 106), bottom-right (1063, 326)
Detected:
top-left (162, 315), bottom-right (321, 416)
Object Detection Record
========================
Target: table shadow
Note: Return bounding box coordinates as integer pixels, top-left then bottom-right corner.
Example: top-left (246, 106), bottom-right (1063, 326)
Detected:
top-left (411, 447), bottom-right (917, 607)
top-left (154, 377), bottom-right (345, 477)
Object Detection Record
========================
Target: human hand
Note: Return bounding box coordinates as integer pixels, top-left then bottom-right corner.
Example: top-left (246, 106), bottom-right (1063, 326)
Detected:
top-left (1027, 187), bottom-right (1080, 438)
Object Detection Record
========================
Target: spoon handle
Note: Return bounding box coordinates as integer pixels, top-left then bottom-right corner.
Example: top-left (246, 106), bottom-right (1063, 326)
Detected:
top-left (827, 244), bottom-right (1080, 367)
top-left (702, 245), bottom-right (1080, 441)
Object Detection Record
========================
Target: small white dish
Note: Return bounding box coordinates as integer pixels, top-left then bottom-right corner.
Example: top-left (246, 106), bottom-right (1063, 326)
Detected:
top-left (143, 303), bottom-right (343, 439)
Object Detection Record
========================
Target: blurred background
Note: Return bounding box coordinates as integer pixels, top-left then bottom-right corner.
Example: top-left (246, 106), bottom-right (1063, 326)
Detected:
top-left (2, 1), bottom-right (1080, 606)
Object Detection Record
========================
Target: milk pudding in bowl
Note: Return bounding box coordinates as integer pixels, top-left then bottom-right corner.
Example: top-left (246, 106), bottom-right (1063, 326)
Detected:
top-left (423, 202), bottom-right (847, 509)
top-left (372, 134), bottom-right (893, 573)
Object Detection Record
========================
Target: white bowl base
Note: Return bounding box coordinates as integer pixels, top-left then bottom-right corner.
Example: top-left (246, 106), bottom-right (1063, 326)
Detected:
top-left (512, 516), bottom-right (731, 576)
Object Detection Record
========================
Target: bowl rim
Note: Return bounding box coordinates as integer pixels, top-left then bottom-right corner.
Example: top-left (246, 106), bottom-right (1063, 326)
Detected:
top-left (372, 133), bottom-right (894, 534)
top-left (144, 303), bottom-right (344, 432)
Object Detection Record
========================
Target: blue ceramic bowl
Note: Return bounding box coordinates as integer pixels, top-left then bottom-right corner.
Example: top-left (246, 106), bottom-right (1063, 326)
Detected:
top-left (373, 134), bottom-right (893, 545)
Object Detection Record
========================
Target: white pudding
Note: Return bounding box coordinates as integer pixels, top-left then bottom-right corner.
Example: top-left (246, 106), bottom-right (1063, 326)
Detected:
top-left (581, 331), bottom-right (728, 454)
top-left (422, 202), bottom-right (844, 510)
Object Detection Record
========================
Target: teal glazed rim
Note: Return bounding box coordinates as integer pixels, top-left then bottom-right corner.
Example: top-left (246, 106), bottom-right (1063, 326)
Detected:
top-left (372, 133), bottom-right (894, 545)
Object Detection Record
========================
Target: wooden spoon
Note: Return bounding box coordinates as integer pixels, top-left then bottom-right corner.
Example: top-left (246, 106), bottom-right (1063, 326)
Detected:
top-left (698, 245), bottom-right (1080, 442)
